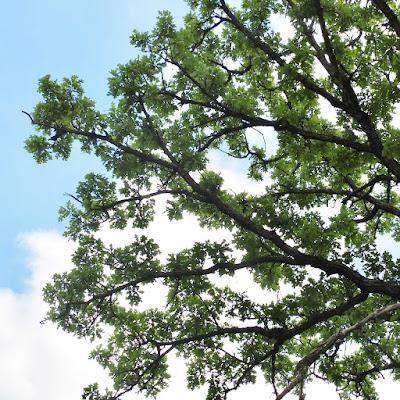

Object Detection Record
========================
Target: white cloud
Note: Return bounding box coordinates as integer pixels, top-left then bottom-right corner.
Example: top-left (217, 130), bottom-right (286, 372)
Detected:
top-left (270, 13), bottom-right (295, 44)
top-left (2, 162), bottom-right (399, 399)
top-left (0, 228), bottom-right (299, 399)
top-left (0, 231), bottom-right (110, 400)
top-left (0, 223), bottom-right (338, 399)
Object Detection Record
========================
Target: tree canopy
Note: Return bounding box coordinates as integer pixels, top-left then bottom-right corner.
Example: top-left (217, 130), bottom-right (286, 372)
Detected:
top-left (25, 0), bottom-right (400, 399)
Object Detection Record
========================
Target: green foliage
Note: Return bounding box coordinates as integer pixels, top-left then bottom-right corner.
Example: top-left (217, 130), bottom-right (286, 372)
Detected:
top-left (26, 0), bottom-right (400, 399)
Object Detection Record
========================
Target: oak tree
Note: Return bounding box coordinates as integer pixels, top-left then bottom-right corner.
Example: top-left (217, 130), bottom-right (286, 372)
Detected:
top-left (25, 0), bottom-right (400, 399)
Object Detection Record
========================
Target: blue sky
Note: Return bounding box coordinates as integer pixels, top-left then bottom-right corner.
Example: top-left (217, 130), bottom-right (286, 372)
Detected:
top-left (1, 3), bottom-right (399, 399)
top-left (1, 0), bottom-right (187, 291)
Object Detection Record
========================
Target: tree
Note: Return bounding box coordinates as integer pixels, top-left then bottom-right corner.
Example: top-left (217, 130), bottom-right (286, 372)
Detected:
top-left (24, 0), bottom-right (400, 398)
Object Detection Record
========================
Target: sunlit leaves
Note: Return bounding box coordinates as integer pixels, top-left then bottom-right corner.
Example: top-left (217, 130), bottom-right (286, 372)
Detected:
top-left (25, 0), bottom-right (400, 398)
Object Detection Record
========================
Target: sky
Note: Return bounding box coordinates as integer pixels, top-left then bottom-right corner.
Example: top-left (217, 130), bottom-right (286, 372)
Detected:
top-left (1, 0), bottom-right (187, 290)
top-left (1, 1), bottom-right (399, 399)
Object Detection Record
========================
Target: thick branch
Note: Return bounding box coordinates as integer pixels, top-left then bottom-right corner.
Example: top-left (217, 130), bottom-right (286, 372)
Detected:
top-left (271, 186), bottom-right (400, 219)
top-left (150, 292), bottom-right (369, 348)
top-left (36, 122), bottom-right (400, 299)
top-left (224, 293), bottom-right (368, 394)
top-left (219, 0), bottom-right (400, 180)
top-left (219, 0), bottom-right (349, 111)
top-left (372, 0), bottom-right (400, 37)
top-left (276, 302), bottom-right (400, 399)
top-left (163, 90), bottom-right (373, 153)
top-left (78, 254), bottom-right (295, 306)
top-left (348, 361), bottom-right (400, 383)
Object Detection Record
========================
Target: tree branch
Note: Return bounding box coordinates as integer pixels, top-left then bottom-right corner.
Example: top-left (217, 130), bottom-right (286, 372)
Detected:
top-left (276, 302), bottom-right (400, 399)
top-left (372, 0), bottom-right (400, 37)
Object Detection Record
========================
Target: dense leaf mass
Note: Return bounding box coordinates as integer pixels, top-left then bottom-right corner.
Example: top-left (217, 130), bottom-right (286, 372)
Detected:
top-left (26, 0), bottom-right (400, 399)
